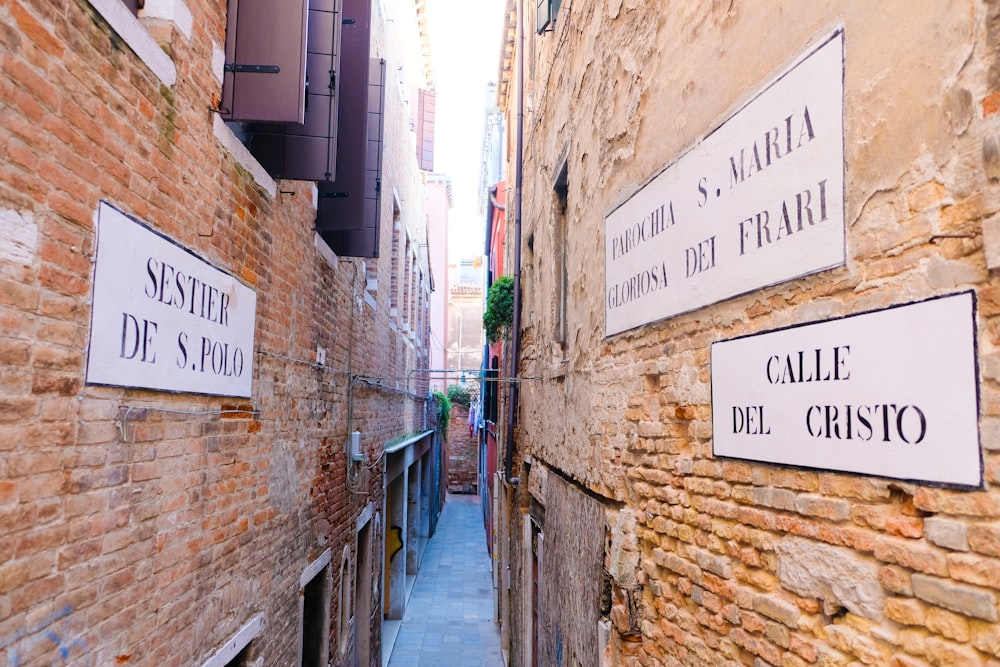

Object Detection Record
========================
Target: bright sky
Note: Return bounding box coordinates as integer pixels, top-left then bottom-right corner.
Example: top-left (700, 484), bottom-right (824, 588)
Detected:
top-left (424, 0), bottom-right (508, 260)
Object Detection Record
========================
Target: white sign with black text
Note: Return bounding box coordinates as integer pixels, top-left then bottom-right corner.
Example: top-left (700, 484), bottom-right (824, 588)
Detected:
top-left (605, 30), bottom-right (845, 336)
top-left (86, 202), bottom-right (256, 397)
top-left (711, 292), bottom-right (981, 487)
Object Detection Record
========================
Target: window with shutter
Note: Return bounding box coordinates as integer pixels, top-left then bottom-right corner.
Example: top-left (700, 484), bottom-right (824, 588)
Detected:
top-left (315, 41), bottom-right (385, 259)
top-left (416, 89), bottom-right (435, 172)
top-left (536, 0), bottom-right (550, 34)
top-left (222, 0), bottom-right (309, 123)
top-left (536, 0), bottom-right (561, 34)
top-left (245, 0), bottom-right (344, 181)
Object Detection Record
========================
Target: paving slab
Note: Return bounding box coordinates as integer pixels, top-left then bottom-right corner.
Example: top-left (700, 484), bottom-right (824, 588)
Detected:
top-left (386, 494), bottom-right (505, 667)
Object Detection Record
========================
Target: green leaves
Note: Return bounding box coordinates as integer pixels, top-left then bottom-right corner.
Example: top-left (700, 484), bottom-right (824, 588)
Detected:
top-left (483, 275), bottom-right (514, 344)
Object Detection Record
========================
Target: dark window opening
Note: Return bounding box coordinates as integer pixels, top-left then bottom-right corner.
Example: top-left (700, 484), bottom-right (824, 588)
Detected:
top-left (302, 564), bottom-right (331, 667)
top-left (553, 160), bottom-right (568, 346)
top-left (122, 0), bottom-right (144, 17)
top-left (484, 356), bottom-right (499, 423)
top-left (223, 645), bottom-right (251, 667)
top-left (354, 520), bottom-right (373, 666)
top-left (553, 160), bottom-right (568, 213)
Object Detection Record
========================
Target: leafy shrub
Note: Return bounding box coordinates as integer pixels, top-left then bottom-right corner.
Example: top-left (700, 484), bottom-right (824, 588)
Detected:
top-left (447, 383), bottom-right (475, 407)
top-left (433, 390), bottom-right (451, 436)
top-left (483, 275), bottom-right (514, 344)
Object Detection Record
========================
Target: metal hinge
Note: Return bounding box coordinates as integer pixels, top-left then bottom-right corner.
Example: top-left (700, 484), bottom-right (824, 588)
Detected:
top-left (224, 64), bottom-right (281, 74)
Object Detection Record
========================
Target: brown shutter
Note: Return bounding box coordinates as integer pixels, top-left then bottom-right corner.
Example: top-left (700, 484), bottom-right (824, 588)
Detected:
top-left (416, 89), bottom-right (435, 172)
top-left (222, 0), bottom-right (309, 123)
top-left (122, 0), bottom-right (142, 16)
top-left (315, 0), bottom-right (384, 258)
top-left (247, 0), bottom-right (343, 181)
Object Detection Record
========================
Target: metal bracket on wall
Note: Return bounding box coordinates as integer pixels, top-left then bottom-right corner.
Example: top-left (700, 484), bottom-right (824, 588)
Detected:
top-left (224, 64), bottom-right (281, 74)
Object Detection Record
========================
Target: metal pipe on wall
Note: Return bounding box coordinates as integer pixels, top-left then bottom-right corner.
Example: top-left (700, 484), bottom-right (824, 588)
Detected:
top-left (504, 0), bottom-right (524, 483)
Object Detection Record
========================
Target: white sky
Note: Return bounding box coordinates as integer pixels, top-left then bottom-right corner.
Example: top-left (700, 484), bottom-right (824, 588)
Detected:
top-left (424, 0), bottom-right (508, 260)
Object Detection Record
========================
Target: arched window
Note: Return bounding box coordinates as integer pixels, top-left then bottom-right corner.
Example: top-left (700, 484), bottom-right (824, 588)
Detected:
top-left (339, 546), bottom-right (352, 654)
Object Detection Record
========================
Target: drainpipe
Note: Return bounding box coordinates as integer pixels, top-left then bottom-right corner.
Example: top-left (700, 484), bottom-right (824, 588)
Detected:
top-left (504, 0), bottom-right (524, 483)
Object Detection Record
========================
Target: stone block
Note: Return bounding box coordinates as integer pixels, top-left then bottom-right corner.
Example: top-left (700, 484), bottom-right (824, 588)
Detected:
top-left (795, 494), bottom-right (850, 521)
top-left (777, 536), bottom-right (886, 621)
top-left (972, 620), bottom-right (1000, 658)
top-left (983, 212), bottom-right (1000, 270)
top-left (885, 597), bottom-right (926, 626)
top-left (968, 522), bottom-right (1000, 557)
top-left (925, 606), bottom-right (970, 642)
top-left (690, 546), bottom-right (732, 579)
top-left (878, 565), bottom-right (914, 596)
top-left (923, 517), bottom-right (970, 551)
top-left (911, 573), bottom-right (999, 622)
top-left (947, 552), bottom-right (1000, 588)
top-left (924, 635), bottom-right (984, 666)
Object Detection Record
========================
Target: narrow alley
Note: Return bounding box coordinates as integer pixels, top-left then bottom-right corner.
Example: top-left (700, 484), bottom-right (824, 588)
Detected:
top-left (385, 494), bottom-right (504, 667)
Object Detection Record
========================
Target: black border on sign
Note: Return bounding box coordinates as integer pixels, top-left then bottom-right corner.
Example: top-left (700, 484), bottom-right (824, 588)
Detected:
top-left (604, 27), bottom-right (847, 338)
top-left (84, 200), bottom-right (257, 399)
top-left (709, 290), bottom-right (983, 490)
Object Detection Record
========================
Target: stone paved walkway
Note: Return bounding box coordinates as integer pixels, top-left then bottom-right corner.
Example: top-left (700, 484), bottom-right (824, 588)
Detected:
top-left (385, 493), bottom-right (505, 667)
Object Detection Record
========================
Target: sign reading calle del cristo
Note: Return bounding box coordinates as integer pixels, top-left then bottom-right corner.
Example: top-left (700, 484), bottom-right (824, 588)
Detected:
top-left (605, 30), bottom-right (845, 336)
top-left (86, 202), bottom-right (256, 398)
top-left (711, 293), bottom-right (982, 488)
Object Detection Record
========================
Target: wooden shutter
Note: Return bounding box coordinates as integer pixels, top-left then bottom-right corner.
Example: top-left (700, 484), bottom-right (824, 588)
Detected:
top-left (247, 0), bottom-right (343, 181)
top-left (222, 0), bottom-right (309, 123)
top-left (315, 24), bottom-right (385, 259)
top-left (416, 89), bottom-right (435, 172)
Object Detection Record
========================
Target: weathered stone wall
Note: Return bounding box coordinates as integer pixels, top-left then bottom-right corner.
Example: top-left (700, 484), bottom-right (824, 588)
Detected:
top-left (538, 471), bottom-right (606, 667)
top-left (0, 0), bottom-right (433, 664)
top-left (505, 1), bottom-right (1000, 665)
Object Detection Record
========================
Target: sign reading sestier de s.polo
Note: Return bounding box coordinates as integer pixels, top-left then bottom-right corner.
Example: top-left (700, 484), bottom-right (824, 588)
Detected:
top-left (604, 30), bottom-right (845, 336)
top-left (86, 202), bottom-right (256, 397)
top-left (711, 292), bottom-right (982, 488)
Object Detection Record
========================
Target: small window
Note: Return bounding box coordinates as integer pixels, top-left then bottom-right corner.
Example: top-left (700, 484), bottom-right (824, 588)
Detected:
top-left (223, 646), bottom-right (250, 667)
top-left (402, 238), bottom-right (414, 331)
top-left (122, 0), bottom-right (144, 17)
top-left (338, 547), bottom-right (353, 654)
top-left (416, 89), bottom-right (435, 171)
top-left (302, 565), bottom-right (332, 667)
top-left (199, 615), bottom-right (264, 667)
top-left (299, 550), bottom-right (333, 667)
top-left (553, 160), bottom-right (568, 345)
top-left (536, 0), bottom-right (562, 34)
top-left (390, 204), bottom-right (402, 317)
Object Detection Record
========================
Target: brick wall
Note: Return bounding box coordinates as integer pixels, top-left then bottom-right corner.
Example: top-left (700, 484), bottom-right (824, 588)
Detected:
top-left (497, 2), bottom-right (1000, 666)
top-left (447, 404), bottom-right (478, 493)
top-left (0, 0), bottom-right (434, 664)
